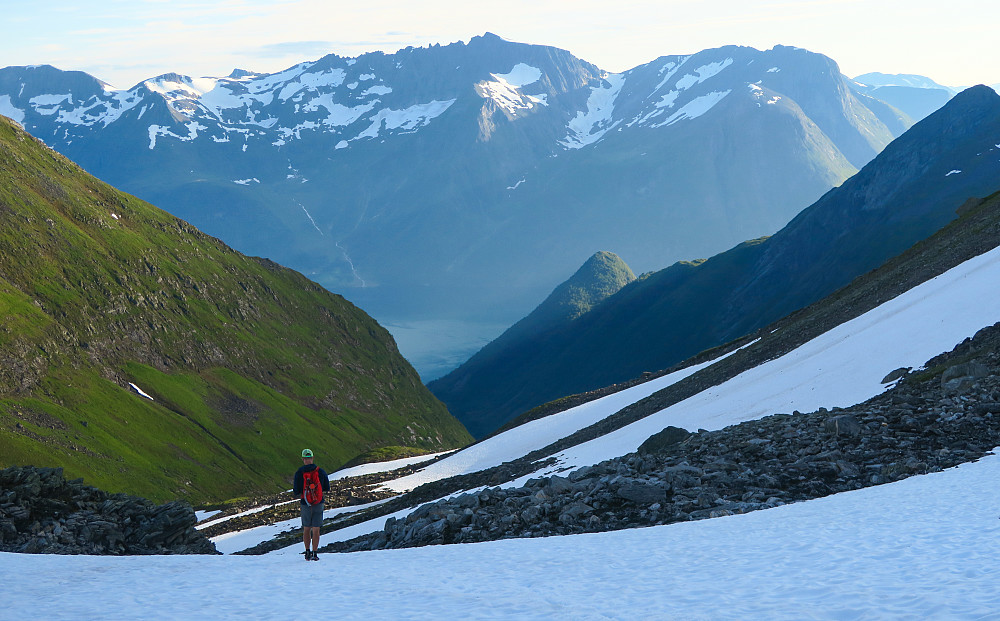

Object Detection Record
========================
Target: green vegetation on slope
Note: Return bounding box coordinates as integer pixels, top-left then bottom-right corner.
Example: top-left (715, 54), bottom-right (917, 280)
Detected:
top-left (0, 116), bottom-right (471, 503)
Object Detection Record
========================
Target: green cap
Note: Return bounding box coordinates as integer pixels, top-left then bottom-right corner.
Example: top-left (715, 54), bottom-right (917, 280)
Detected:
top-left (301, 448), bottom-right (313, 458)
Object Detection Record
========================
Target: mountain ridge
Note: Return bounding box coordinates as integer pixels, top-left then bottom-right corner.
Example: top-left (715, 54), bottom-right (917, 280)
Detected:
top-left (0, 38), bottom-right (912, 376)
top-left (432, 85), bottom-right (1000, 436)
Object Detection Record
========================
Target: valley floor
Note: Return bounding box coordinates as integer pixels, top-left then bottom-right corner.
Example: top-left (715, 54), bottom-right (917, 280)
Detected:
top-left (4, 449), bottom-right (999, 620)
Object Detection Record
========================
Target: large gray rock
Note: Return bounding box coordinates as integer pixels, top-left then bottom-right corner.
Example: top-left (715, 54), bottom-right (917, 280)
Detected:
top-left (824, 415), bottom-right (863, 437)
top-left (638, 426), bottom-right (691, 455)
top-left (616, 481), bottom-right (668, 505)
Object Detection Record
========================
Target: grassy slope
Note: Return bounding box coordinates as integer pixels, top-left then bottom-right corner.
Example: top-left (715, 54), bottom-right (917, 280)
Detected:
top-left (0, 116), bottom-right (471, 503)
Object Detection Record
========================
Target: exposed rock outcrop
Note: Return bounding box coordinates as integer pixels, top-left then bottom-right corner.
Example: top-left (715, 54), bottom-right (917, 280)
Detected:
top-left (0, 466), bottom-right (218, 555)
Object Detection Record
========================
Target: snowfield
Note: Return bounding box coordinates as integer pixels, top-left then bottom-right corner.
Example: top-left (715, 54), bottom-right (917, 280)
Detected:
top-left (4, 451), bottom-right (999, 620)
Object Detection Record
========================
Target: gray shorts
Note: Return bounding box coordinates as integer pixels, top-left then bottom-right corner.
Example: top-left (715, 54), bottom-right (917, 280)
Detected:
top-left (301, 502), bottom-right (324, 528)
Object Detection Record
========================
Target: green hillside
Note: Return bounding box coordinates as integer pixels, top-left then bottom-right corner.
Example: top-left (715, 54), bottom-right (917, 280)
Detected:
top-left (0, 115), bottom-right (471, 503)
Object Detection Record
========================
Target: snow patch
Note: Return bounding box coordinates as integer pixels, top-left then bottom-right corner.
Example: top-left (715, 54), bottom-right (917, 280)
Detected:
top-left (128, 383), bottom-right (154, 401)
top-left (0, 95), bottom-right (25, 124)
top-left (492, 63), bottom-right (542, 88)
top-left (674, 58), bottom-right (734, 91)
top-left (330, 452), bottom-right (452, 481)
top-left (354, 99), bottom-right (456, 139)
top-left (277, 68), bottom-right (347, 101)
top-left (361, 84), bottom-right (392, 96)
top-left (560, 74), bottom-right (626, 149)
top-left (212, 499), bottom-right (389, 554)
top-left (650, 90), bottom-right (731, 127)
top-left (146, 121), bottom-right (206, 149)
top-left (303, 95), bottom-right (376, 127)
top-left (946, 170), bottom-right (962, 176)
top-left (232, 178), bottom-right (260, 185)
top-left (652, 57), bottom-right (689, 93)
top-left (194, 509), bottom-right (221, 522)
top-left (478, 67), bottom-right (548, 115)
top-left (480, 82), bottom-right (542, 114)
top-left (29, 93), bottom-right (72, 107)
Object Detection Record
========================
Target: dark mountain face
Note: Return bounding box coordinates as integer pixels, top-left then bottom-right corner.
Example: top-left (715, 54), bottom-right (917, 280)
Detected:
top-left (0, 37), bottom-right (908, 375)
top-left (0, 115), bottom-right (471, 503)
top-left (433, 86), bottom-right (1000, 437)
top-left (429, 251), bottom-right (635, 438)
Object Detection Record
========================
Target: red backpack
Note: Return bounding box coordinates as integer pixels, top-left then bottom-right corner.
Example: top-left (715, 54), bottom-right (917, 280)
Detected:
top-left (302, 469), bottom-right (324, 505)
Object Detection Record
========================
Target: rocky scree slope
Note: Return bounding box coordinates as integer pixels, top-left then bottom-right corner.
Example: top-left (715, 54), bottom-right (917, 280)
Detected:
top-left (0, 114), bottom-right (471, 504)
top-left (0, 465), bottom-right (217, 555)
top-left (432, 85), bottom-right (1000, 435)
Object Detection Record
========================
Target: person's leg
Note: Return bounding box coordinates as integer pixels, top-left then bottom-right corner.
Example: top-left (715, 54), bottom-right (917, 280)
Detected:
top-left (311, 526), bottom-right (321, 553)
top-left (301, 505), bottom-right (312, 558)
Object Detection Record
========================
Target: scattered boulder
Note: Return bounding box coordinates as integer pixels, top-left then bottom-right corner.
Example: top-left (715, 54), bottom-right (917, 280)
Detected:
top-left (881, 367), bottom-right (911, 384)
top-left (824, 415), bottom-right (863, 437)
top-left (638, 426), bottom-right (690, 454)
top-left (616, 481), bottom-right (668, 505)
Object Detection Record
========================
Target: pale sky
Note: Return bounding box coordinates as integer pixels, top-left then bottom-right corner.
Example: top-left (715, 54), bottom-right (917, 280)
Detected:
top-left (2, 0), bottom-right (997, 90)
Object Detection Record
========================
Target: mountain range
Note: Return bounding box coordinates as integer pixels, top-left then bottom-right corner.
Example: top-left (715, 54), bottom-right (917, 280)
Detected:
top-left (849, 72), bottom-right (959, 122)
top-left (0, 35), bottom-right (919, 377)
top-left (431, 84), bottom-right (1000, 437)
top-left (0, 114), bottom-right (471, 503)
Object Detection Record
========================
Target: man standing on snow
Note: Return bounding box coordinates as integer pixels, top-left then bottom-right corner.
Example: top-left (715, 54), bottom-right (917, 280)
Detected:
top-left (293, 448), bottom-right (329, 560)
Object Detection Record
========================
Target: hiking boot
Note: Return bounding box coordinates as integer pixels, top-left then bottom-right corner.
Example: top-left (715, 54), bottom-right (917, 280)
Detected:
top-left (311, 551), bottom-right (319, 561)
top-left (304, 550), bottom-right (313, 560)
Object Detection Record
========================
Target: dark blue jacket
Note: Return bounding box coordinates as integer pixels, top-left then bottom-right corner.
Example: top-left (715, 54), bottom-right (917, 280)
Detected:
top-left (293, 464), bottom-right (330, 505)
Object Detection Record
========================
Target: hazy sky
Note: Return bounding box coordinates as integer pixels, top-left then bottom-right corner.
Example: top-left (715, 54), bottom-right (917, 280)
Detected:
top-left (3, 0), bottom-right (997, 90)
